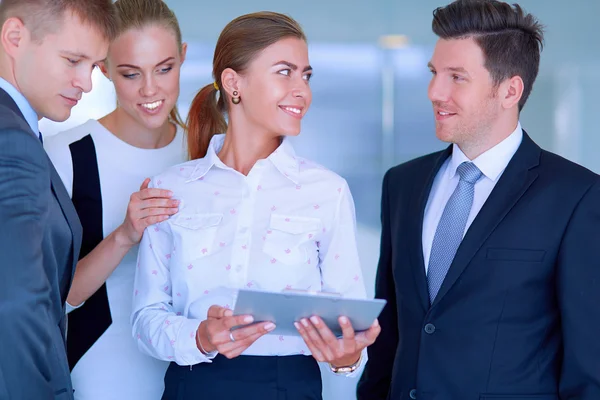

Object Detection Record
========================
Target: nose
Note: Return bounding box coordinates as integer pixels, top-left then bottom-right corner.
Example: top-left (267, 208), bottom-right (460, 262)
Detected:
top-left (427, 74), bottom-right (449, 103)
top-left (140, 74), bottom-right (158, 97)
top-left (291, 75), bottom-right (310, 100)
top-left (73, 67), bottom-right (94, 94)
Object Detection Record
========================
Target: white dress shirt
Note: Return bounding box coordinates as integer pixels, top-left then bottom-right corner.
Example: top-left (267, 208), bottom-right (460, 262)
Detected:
top-left (132, 134), bottom-right (367, 370)
top-left (422, 123), bottom-right (523, 272)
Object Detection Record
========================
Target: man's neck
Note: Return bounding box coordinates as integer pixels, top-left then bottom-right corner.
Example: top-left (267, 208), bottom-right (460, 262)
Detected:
top-left (459, 118), bottom-right (519, 160)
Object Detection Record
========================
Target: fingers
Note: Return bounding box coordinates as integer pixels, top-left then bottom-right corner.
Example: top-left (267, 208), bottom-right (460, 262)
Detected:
top-left (222, 314), bottom-right (255, 330)
top-left (139, 198), bottom-right (180, 211)
top-left (218, 322), bottom-right (276, 359)
top-left (295, 316), bottom-right (367, 364)
top-left (138, 188), bottom-right (174, 200)
top-left (139, 177), bottom-right (151, 191)
top-left (339, 316), bottom-right (357, 352)
top-left (356, 319), bottom-right (381, 347)
top-left (129, 184), bottom-right (179, 235)
top-left (220, 332), bottom-right (264, 359)
top-left (141, 215), bottom-right (171, 226)
top-left (228, 321), bottom-right (274, 339)
top-left (312, 316), bottom-right (345, 359)
top-left (203, 305), bottom-right (278, 360)
top-left (127, 197), bottom-right (179, 231)
top-left (207, 305), bottom-right (233, 319)
top-left (138, 206), bottom-right (179, 219)
top-left (295, 317), bottom-right (334, 362)
top-left (130, 197), bottom-right (178, 216)
top-left (126, 205), bottom-right (178, 233)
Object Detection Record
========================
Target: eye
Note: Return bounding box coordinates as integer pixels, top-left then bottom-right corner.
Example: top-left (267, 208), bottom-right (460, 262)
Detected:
top-left (158, 66), bottom-right (173, 74)
top-left (66, 58), bottom-right (79, 66)
top-left (453, 74), bottom-right (465, 82)
top-left (122, 73), bottom-right (138, 79)
top-left (278, 68), bottom-right (291, 76)
top-left (303, 72), bottom-right (312, 82)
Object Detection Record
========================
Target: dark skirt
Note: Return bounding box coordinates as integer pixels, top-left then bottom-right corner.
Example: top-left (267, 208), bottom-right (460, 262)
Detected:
top-left (162, 354), bottom-right (323, 400)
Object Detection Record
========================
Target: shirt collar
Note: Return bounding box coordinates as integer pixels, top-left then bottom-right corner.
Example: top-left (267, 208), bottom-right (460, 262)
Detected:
top-left (448, 122), bottom-right (524, 182)
top-left (185, 134), bottom-right (223, 183)
top-left (267, 137), bottom-right (300, 185)
top-left (185, 134), bottom-right (300, 184)
top-left (0, 77), bottom-right (39, 134)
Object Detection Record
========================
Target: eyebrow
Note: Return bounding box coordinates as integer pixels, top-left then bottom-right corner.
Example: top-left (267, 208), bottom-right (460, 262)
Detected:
top-left (62, 51), bottom-right (90, 60)
top-left (427, 61), bottom-right (469, 75)
top-left (62, 50), bottom-right (106, 65)
top-left (116, 56), bottom-right (176, 69)
top-left (273, 60), bottom-right (313, 73)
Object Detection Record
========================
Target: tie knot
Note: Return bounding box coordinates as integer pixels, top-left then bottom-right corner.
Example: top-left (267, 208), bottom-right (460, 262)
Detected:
top-left (457, 162), bottom-right (482, 184)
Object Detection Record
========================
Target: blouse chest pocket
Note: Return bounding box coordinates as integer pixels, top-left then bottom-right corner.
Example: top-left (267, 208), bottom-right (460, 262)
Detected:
top-left (168, 212), bottom-right (223, 264)
top-left (263, 214), bottom-right (322, 265)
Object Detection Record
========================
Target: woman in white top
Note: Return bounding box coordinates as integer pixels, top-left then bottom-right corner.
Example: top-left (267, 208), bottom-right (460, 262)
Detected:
top-left (132, 11), bottom-right (381, 400)
top-left (44, 0), bottom-right (187, 398)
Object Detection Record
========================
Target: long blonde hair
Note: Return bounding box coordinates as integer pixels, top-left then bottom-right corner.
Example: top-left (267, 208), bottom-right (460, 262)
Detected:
top-left (113, 0), bottom-right (186, 130)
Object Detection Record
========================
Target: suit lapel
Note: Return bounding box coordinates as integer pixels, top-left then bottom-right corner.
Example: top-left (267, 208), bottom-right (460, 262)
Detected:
top-left (48, 158), bottom-right (82, 281)
top-left (407, 146), bottom-right (453, 313)
top-left (431, 132), bottom-right (541, 308)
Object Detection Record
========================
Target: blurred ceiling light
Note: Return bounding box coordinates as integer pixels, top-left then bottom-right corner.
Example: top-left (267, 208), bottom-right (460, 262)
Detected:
top-left (378, 34), bottom-right (410, 49)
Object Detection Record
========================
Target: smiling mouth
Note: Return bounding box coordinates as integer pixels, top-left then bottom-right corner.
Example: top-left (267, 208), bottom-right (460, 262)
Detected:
top-left (434, 108), bottom-right (458, 121)
top-left (279, 105), bottom-right (304, 118)
top-left (140, 100), bottom-right (164, 110)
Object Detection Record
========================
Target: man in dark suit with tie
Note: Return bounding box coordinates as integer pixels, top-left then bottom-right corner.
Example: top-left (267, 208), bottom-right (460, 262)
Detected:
top-left (358, 1), bottom-right (600, 399)
top-left (0, 1), bottom-right (117, 398)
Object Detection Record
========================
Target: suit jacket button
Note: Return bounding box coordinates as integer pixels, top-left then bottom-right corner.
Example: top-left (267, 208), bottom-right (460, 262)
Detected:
top-left (409, 389), bottom-right (417, 399)
top-left (424, 323), bottom-right (436, 334)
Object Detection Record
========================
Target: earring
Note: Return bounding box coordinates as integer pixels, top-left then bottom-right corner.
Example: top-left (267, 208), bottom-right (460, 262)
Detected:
top-left (232, 90), bottom-right (241, 104)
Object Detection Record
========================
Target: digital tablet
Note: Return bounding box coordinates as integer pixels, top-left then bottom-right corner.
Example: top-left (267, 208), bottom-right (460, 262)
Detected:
top-left (232, 289), bottom-right (386, 337)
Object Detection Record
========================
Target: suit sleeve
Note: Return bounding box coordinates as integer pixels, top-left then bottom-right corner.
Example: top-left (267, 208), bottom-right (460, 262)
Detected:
top-left (357, 169), bottom-right (399, 400)
top-left (0, 128), bottom-right (55, 399)
top-left (557, 179), bottom-right (600, 399)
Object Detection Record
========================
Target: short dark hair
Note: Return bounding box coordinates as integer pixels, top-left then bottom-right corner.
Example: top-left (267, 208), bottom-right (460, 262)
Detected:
top-left (0, 0), bottom-right (118, 42)
top-left (432, 0), bottom-right (544, 111)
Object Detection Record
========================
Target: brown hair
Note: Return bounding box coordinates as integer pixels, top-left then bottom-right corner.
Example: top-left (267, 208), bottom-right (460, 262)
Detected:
top-left (186, 11), bottom-right (306, 160)
top-left (432, 0), bottom-right (544, 111)
top-left (0, 0), bottom-right (118, 42)
top-left (113, 0), bottom-right (185, 130)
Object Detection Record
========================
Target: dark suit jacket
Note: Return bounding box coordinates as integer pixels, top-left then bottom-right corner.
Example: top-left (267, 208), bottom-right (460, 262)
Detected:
top-left (358, 132), bottom-right (600, 400)
top-left (0, 88), bottom-right (82, 399)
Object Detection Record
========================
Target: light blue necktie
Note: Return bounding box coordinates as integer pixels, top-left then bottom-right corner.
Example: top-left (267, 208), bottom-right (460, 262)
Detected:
top-left (427, 161), bottom-right (483, 304)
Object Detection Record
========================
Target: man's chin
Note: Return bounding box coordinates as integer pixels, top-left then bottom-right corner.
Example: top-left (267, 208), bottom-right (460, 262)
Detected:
top-left (435, 129), bottom-right (455, 144)
top-left (44, 108), bottom-right (72, 123)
